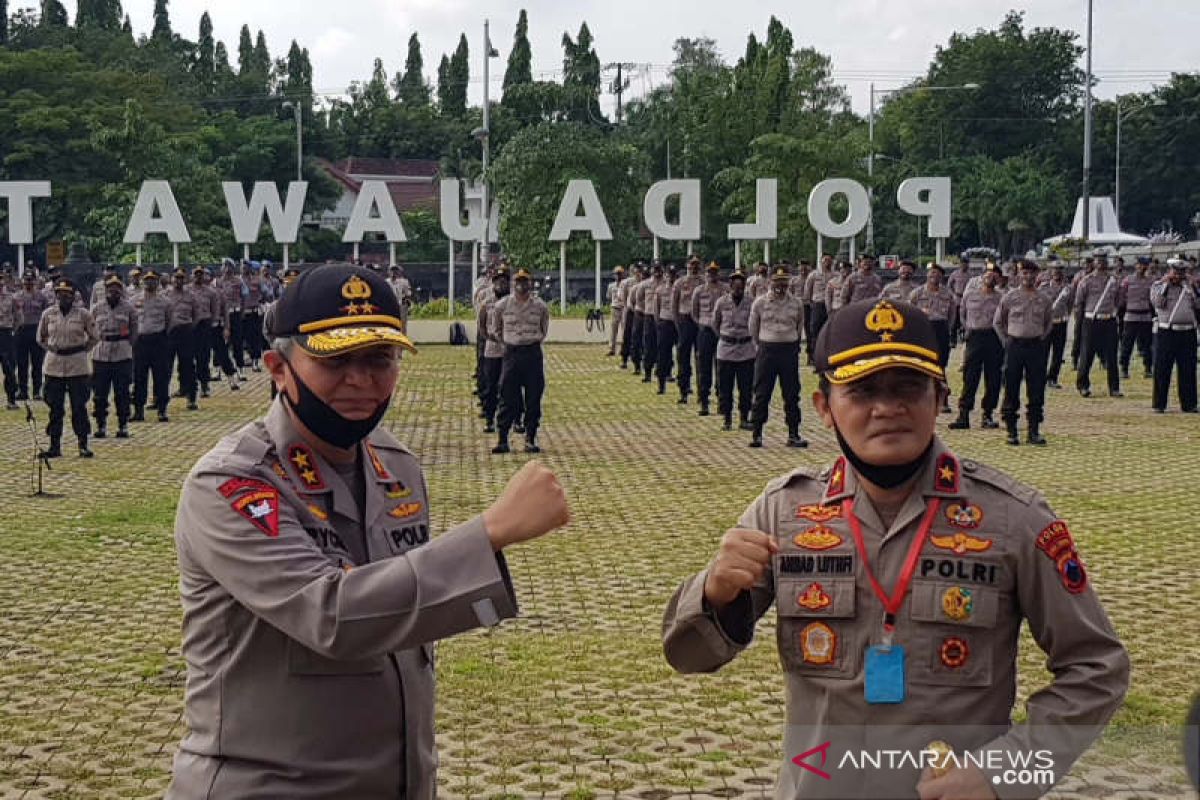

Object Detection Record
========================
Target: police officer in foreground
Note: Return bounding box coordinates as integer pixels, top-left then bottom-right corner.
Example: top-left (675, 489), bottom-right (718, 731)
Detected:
top-left (37, 280), bottom-right (98, 458)
top-left (167, 264), bottom-right (570, 799)
top-left (662, 297), bottom-right (1129, 800)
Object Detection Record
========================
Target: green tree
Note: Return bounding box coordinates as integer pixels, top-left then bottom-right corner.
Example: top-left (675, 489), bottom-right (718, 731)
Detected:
top-left (0, 0), bottom-right (8, 44)
top-left (502, 9), bottom-right (532, 98)
top-left (151, 0), bottom-right (170, 41)
top-left (436, 54), bottom-right (451, 110)
top-left (561, 22), bottom-right (602, 124)
top-left (193, 11), bottom-right (214, 94)
top-left (443, 34), bottom-right (468, 117)
top-left (395, 33), bottom-right (430, 107)
top-left (40, 0), bottom-right (68, 28)
top-left (214, 40), bottom-right (231, 77)
top-left (237, 24), bottom-right (252, 75)
top-left (253, 30), bottom-right (270, 75)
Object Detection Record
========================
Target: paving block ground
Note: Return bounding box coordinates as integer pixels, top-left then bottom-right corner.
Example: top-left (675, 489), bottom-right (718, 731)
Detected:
top-left (0, 344), bottom-right (1196, 799)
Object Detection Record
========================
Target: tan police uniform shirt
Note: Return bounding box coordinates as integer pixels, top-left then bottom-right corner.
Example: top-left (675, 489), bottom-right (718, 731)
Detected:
top-left (92, 298), bottom-right (138, 363)
top-left (632, 277), bottom-right (655, 315)
top-left (804, 269), bottom-right (829, 305)
top-left (662, 440), bottom-right (1129, 799)
top-left (749, 292), bottom-right (804, 344)
top-left (691, 281), bottom-right (726, 328)
top-left (880, 277), bottom-right (917, 304)
top-left (746, 273), bottom-right (769, 300)
top-left (168, 400), bottom-right (518, 800)
top-left (1041, 279), bottom-right (1072, 323)
top-left (15, 289), bottom-right (50, 327)
top-left (191, 284), bottom-right (218, 324)
top-left (1119, 274), bottom-right (1154, 323)
top-left (960, 285), bottom-right (1003, 331)
top-left (673, 274), bottom-right (703, 318)
top-left (616, 275), bottom-right (637, 309)
top-left (825, 272), bottom-right (848, 312)
top-left (1152, 280), bottom-right (1198, 328)
top-left (165, 285), bottom-right (198, 329)
top-left (908, 284), bottom-right (957, 322)
top-left (0, 287), bottom-right (18, 329)
top-left (712, 293), bottom-right (756, 361)
top-left (136, 291), bottom-right (173, 334)
top-left (840, 270), bottom-right (884, 305)
top-left (994, 287), bottom-right (1053, 342)
top-left (655, 280), bottom-right (677, 323)
top-left (1076, 273), bottom-right (1119, 319)
top-left (478, 297), bottom-right (507, 359)
top-left (493, 293), bottom-right (550, 346)
top-left (37, 304), bottom-right (98, 378)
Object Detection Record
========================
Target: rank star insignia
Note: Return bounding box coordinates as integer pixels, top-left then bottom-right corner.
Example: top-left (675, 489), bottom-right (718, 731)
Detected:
top-left (797, 582), bottom-right (833, 611)
top-left (941, 586), bottom-right (973, 621)
top-left (933, 453), bottom-right (960, 493)
top-left (929, 532), bottom-right (993, 555)
top-left (796, 504), bottom-right (841, 522)
top-left (794, 525), bottom-right (843, 551)
top-left (288, 445), bottom-right (325, 490)
top-left (800, 622), bottom-right (836, 665)
top-left (365, 443), bottom-right (392, 480)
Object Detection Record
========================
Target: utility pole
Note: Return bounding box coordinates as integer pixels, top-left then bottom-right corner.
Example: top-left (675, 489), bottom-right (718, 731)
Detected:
top-left (603, 62), bottom-right (636, 123)
top-left (1081, 0), bottom-right (1094, 245)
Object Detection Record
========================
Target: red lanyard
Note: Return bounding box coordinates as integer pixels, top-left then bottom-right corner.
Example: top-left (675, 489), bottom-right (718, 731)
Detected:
top-left (843, 497), bottom-right (942, 634)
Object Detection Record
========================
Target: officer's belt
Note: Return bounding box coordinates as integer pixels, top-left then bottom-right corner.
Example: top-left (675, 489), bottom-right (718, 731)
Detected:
top-left (102, 334), bottom-right (131, 342)
top-left (56, 345), bottom-right (88, 356)
top-left (721, 335), bottom-right (752, 345)
top-left (1085, 313), bottom-right (1115, 320)
top-left (0, 327), bottom-right (12, 333)
top-left (1161, 323), bottom-right (1196, 331)
top-left (1009, 336), bottom-right (1044, 344)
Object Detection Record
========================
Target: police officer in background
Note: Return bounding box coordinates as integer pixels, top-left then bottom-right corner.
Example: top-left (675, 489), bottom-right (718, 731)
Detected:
top-left (803, 254), bottom-right (833, 364)
top-left (949, 264), bottom-right (1004, 431)
top-left (640, 262), bottom-right (664, 384)
top-left (746, 262), bottom-right (770, 300)
top-left (1150, 258), bottom-right (1198, 413)
top-left (618, 262), bottom-right (643, 370)
top-left (1069, 256), bottom-right (1094, 371)
top-left (662, 296), bottom-right (1129, 800)
top-left (712, 270), bottom-right (756, 432)
top-left (91, 276), bottom-right (137, 440)
top-left (653, 265), bottom-right (678, 395)
top-left (947, 256), bottom-right (972, 347)
top-left (1042, 260), bottom-right (1072, 389)
top-left (825, 259), bottom-right (852, 317)
top-left (189, 267), bottom-right (219, 398)
top-left (1118, 256), bottom-right (1155, 380)
top-left (37, 279), bottom-right (98, 458)
top-left (840, 253), bottom-right (883, 306)
top-left (748, 267), bottom-right (806, 449)
top-left (167, 263), bottom-right (570, 799)
top-left (166, 268), bottom-right (200, 411)
top-left (242, 261), bottom-right (267, 372)
top-left (672, 257), bottom-right (703, 404)
top-left (881, 259), bottom-right (918, 304)
top-left (631, 262), bottom-right (656, 378)
top-left (492, 269), bottom-right (550, 454)
top-left (14, 271), bottom-right (50, 400)
top-left (216, 259), bottom-right (246, 381)
top-left (1075, 253), bottom-right (1121, 398)
top-left (477, 267), bottom-right (510, 433)
top-left (0, 270), bottom-right (18, 409)
top-left (132, 271), bottom-right (174, 423)
top-left (691, 262), bottom-right (725, 417)
top-left (606, 265), bottom-right (626, 357)
top-left (996, 259), bottom-right (1054, 445)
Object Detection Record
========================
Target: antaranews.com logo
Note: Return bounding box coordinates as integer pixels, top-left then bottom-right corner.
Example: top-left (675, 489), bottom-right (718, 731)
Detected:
top-left (793, 742), bottom-right (1056, 788)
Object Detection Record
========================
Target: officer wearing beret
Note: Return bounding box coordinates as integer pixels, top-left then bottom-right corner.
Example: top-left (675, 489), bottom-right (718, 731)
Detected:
top-left (37, 279), bottom-right (99, 457)
top-left (663, 297), bottom-right (1129, 800)
top-left (168, 264), bottom-right (570, 799)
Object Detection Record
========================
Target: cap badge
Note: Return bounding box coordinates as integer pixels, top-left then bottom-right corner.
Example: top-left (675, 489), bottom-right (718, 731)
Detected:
top-left (341, 274), bottom-right (378, 316)
top-left (865, 300), bottom-right (905, 342)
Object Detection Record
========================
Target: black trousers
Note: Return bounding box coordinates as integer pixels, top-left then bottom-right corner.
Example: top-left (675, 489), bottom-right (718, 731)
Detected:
top-left (210, 324), bottom-right (237, 377)
top-left (1076, 318), bottom-right (1119, 393)
top-left (620, 307), bottom-right (636, 364)
top-left (1046, 322), bottom-right (1068, 383)
top-left (641, 314), bottom-right (658, 378)
top-left (930, 320), bottom-right (951, 368)
top-left (716, 358), bottom-right (754, 422)
top-left (498, 344), bottom-right (544, 436)
top-left (242, 310), bottom-right (264, 362)
top-left (15, 324), bottom-right (43, 397)
top-left (193, 321), bottom-right (214, 387)
top-left (676, 316), bottom-right (698, 396)
top-left (0, 329), bottom-right (17, 403)
top-left (44, 374), bottom-right (91, 441)
top-left (134, 332), bottom-right (171, 412)
top-left (655, 320), bottom-right (677, 382)
top-left (1070, 309), bottom-right (1086, 366)
top-left (1119, 319), bottom-right (1154, 374)
top-left (474, 335), bottom-right (487, 400)
top-left (959, 329), bottom-right (1004, 414)
top-left (93, 359), bottom-right (132, 427)
top-left (1001, 338), bottom-right (1048, 424)
top-left (1152, 328), bottom-right (1198, 411)
top-left (695, 326), bottom-right (718, 404)
top-left (480, 356), bottom-right (504, 422)
top-left (170, 325), bottom-right (197, 401)
top-left (228, 313), bottom-right (246, 369)
top-left (807, 302), bottom-right (829, 361)
top-left (750, 341), bottom-right (801, 431)
top-left (627, 311), bottom-right (644, 370)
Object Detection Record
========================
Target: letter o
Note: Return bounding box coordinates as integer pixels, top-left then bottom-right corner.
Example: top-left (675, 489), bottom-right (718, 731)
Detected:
top-left (807, 179), bottom-right (870, 239)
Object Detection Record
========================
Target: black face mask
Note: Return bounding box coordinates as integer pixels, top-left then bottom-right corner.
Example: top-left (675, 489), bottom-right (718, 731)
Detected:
top-left (106, 294), bottom-right (121, 308)
top-left (494, 285), bottom-right (510, 298)
top-left (280, 357), bottom-right (391, 449)
top-left (58, 297), bottom-right (73, 314)
top-left (834, 426), bottom-right (933, 490)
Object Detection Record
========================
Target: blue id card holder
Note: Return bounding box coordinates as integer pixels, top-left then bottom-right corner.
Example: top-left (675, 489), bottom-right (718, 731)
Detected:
top-left (864, 644), bottom-right (906, 704)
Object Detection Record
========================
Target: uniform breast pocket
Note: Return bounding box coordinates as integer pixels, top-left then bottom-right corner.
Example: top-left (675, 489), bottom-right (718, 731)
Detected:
top-left (288, 641), bottom-right (385, 676)
top-left (907, 578), bottom-right (1006, 688)
top-left (775, 577), bottom-right (859, 679)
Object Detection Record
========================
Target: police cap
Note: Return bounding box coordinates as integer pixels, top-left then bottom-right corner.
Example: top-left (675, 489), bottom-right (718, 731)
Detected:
top-left (268, 264), bottom-right (415, 357)
top-left (813, 298), bottom-right (944, 385)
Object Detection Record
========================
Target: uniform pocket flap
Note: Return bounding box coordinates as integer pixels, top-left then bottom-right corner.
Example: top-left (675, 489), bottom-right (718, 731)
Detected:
top-left (909, 579), bottom-right (999, 628)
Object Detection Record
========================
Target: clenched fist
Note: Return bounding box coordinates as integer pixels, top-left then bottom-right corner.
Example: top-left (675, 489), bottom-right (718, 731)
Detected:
top-left (482, 460), bottom-right (571, 550)
top-left (703, 528), bottom-right (779, 608)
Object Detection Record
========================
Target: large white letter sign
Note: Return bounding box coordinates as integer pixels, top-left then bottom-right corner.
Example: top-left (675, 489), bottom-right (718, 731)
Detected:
top-left (549, 180), bottom-right (613, 241)
top-left (896, 177), bottom-right (951, 239)
top-left (0, 181), bottom-right (51, 244)
top-left (807, 179), bottom-right (870, 239)
top-left (643, 179), bottom-right (701, 241)
top-left (343, 181), bottom-right (406, 243)
top-left (123, 180), bottom-right (191, 244)
top-left (727, 179), bottom-right (778, 241)
top-left (223, 181), bottom-right (308, 244)
top-left (439, 179), bottom-right (485, 241)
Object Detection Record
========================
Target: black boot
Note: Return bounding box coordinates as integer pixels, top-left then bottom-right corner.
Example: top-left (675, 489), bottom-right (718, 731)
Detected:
top-left (947, 410), bottom-right (970, 430)
top-left (78, 436), bottom-right (94, 458)
top-left (1028, 423), bottom-right (1047, 446)
top-left (40, 436), bottom-right (62, 459)
top-left (722, 414), bottom-right (732, 432)
top-left (749, 426), bottom-right (763, 448)
top-left (981, 412), bottom-right (999, 429)
top-left (698, 400), bottom-right (710, 416)
top-left (524, 431), bottom-right (541, 454)
top-left (738, 415), bottom-right (754, 431)
top-left (94, 421), bottom-right (107, 439)
top-left (1005, 420), bottom-right (1020, 446)
top-left (115, 424), bottom-right (130, 439)
top-left (657, 380), bottom-right (666, 395)
top-left (677, 392), bottom-right (689, 405)
top-left (130, 407), bottom-right (145, 422)
top-left (484, 419), bottom-right (496, 434)
top-left (491, 431), bottom-right (510, 454)
top-left (158, 409), bottom-right (170, 423)
top-left (787, 426), bottom-right (808, 448)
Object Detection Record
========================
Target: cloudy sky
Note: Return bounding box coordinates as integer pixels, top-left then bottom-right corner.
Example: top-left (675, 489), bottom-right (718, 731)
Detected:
top-left (60, 0), bottom-right (1199, 113)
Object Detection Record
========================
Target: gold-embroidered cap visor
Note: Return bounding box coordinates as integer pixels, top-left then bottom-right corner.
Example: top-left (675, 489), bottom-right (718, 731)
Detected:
top-left (298, 325), bottom-right (417, 358)
top-left (826, 353), bottom-right (944, 385)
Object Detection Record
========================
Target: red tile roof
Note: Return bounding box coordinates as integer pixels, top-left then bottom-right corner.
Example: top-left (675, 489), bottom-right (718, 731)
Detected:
top-left (316, 158), bottom-right (439, 213)
top-left (335, 157), bottom-right (440, 178)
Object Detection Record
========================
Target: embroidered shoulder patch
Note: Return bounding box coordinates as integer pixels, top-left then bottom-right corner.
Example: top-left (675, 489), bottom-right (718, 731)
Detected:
top-left (231, 489), bottom-right (280, 538)
top-left (1036, 520), bottom-right (1088, 594)
top-left (218, 476), bottom-right (274, 498)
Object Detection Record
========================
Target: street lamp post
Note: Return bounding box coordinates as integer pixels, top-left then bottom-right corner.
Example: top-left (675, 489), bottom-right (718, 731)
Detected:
top-left (281, 101), bottom-right (302, 182)
top-left (480, 20), bottom-right (499, 276)
top-left (867, 82), bottom-right (978, 253)
top-left (1115, 96), bottom-right (1165, 223)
